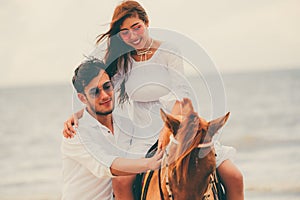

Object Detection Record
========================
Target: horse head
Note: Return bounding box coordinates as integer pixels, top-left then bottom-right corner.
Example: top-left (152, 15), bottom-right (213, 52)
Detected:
top-left (159, 98), bottom-right (230, 199)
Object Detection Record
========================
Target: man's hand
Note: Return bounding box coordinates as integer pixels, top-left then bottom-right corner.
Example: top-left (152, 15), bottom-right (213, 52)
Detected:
top-left (147, 148), bottom-right (163, 170)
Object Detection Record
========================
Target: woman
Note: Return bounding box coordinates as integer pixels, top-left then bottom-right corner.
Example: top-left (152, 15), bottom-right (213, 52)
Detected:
top-left (64, 1), bottom-right (243, 199)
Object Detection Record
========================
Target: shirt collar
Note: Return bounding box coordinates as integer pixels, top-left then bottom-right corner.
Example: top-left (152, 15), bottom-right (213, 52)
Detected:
top-left (80, 108), bottom-right (134, 133)
top-left (81, 108), bottom-right (106, 129)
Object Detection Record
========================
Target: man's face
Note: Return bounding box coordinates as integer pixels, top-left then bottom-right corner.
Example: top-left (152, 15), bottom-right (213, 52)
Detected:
top-left (81, 70), bottom-right (115, 116)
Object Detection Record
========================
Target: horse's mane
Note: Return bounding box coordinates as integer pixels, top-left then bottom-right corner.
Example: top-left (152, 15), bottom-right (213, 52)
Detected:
top-left (168, 111), bottom-right (208, 184)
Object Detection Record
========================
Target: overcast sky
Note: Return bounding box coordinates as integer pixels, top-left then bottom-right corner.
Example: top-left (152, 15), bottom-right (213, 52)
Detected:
top-left (1, 0), bottom-right (299, 87)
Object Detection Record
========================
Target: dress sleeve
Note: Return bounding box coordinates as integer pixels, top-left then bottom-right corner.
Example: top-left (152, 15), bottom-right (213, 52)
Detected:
top-left (61, 134), bottom-right (117, 178)
top-left (159, 43), bottom-right (191, 112)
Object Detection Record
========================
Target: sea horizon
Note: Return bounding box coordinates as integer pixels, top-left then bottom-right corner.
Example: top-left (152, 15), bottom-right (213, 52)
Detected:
top-left (0, 67), bottom-right (299, 199)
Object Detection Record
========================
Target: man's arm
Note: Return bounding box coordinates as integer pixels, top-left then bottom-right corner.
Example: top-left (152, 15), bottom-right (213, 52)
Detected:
top-left (61, 135), bottom-right (116, 177)
top-left (62, 135), bottom-right (162, 177)
top-left (110, 149), bottom-right (163, 176)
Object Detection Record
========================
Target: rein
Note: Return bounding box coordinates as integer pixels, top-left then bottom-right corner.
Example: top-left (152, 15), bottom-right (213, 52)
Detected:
top-left (160, 135), bottom-right (214, 200)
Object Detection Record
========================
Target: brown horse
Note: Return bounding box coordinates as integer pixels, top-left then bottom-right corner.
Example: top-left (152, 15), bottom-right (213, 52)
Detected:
top-left (141, 98), bottom-right (230, 200)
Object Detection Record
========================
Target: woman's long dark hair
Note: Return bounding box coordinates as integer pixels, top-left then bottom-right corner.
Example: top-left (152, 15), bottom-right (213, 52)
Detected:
top-left (96, 0), bottom-right (149, 104)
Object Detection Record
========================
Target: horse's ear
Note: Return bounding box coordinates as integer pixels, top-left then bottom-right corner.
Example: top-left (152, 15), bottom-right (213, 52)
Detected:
top-left (160, 109), bottom-right (180, 134)
top-left (182, 98), bottom-right (194, 113)
top-left (208, 112), bottom-right (230, 137)
top-left (160, 108), bottom-right (168, 123)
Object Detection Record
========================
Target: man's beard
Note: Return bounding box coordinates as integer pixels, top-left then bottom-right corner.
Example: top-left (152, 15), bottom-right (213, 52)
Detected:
top-left (95, 109), bottom-right (113, 116)
top-left (87, 100), bottom-right (114, 116)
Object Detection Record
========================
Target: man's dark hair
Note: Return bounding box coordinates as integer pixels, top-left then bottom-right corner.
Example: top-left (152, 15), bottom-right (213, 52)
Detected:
top-left (72, 58), bottom-right (108, 93)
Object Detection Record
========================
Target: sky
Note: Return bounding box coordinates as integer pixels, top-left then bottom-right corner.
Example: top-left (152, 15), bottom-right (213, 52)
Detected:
top-left (0, 0), bottom-right (300, 87)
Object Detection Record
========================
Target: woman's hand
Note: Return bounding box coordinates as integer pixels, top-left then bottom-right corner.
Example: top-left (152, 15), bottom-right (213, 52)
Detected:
top-left (63, 109), bottom-right (84, 138)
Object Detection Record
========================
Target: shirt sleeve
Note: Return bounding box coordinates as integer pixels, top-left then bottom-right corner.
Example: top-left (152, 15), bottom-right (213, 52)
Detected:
top-left (61, 135), bottom-right (117, 178)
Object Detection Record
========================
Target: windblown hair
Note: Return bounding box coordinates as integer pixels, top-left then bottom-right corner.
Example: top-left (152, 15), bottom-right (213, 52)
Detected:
top-left (96, 0), bottom-right (149, 104)
top-left (72, 58), bottom-right (108, 93)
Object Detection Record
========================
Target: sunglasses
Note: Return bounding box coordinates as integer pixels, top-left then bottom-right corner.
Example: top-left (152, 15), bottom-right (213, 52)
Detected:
top-left (119, 23), bottom-right (145, 40)
top-left (87, 81), bottom-right (113, 98)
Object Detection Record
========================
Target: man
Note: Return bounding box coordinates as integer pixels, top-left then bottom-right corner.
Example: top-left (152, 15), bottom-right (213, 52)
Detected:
top-left (61, 58), bottom-right (162, 200)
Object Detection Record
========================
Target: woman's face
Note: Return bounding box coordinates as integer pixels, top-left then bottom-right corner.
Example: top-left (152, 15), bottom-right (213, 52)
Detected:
top-left (119, 16), bottom-right (149, 50)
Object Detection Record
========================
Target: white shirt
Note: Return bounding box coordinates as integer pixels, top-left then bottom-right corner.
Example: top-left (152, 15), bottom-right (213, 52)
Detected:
top-left (61, 109), bottom-right (137, 200)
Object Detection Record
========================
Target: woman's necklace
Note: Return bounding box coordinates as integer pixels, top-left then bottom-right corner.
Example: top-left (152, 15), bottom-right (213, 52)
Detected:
top-left (135, 39), bottom-right (153, 61)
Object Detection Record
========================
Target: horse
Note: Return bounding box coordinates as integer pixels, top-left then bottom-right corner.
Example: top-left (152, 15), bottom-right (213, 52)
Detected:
top-left (140, 98), bottom-right (229, 200)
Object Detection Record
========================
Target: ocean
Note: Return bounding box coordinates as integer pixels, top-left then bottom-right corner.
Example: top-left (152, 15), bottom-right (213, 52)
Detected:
top-left (0, 69), bottom-right (299, 199)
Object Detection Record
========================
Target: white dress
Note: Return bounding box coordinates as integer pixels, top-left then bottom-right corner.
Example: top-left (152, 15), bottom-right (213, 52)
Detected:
top-left (113, 42), bottom-right (190, 153)
top-left (112, 41), bottom-right (235, 167)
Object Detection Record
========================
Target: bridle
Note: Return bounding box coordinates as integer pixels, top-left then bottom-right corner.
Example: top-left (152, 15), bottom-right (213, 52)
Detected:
top-left (161, 135), bottom-right (214, 200)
